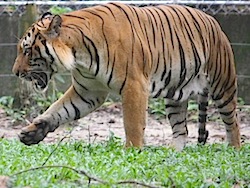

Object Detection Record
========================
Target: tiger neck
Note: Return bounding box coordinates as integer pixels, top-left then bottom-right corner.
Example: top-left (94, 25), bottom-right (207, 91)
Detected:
top-left (54, 17), bottom-right (102, 75)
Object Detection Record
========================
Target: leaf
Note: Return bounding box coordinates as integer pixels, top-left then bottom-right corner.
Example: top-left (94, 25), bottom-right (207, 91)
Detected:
top-left (54, 74), bottom-right (65, 83)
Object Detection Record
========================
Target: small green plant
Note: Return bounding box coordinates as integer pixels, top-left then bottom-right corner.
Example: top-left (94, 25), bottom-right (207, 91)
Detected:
top-left (0, 96), bottom-right (26, 122)
top-left (0, 92), bottom-right (63, 124)
top-left (148, 98), bottom-right (166, 119)
top-left (49, 6), bottom-right (72, 14)
top-left (237, 97), bottom-right (245, 105)
top-left (0, 139), bottom-right (250, 187)
top-left (33, 92), bottom-right (63, 111)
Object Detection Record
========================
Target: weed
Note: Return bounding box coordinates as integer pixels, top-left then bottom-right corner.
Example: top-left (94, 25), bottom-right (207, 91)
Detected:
top-left (0, 139), bottom-right (250, 187)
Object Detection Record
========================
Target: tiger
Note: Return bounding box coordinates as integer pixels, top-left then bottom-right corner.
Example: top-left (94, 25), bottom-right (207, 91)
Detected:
top-left (12, 2), bottom-right (241, 151)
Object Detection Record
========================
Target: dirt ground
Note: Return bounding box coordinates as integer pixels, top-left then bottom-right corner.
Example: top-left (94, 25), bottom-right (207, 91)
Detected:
top-left (0, 103), bottom-right (249, 147)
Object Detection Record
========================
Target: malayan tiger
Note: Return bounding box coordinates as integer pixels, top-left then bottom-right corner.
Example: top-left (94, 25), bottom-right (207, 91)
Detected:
top-left (12, 2), bottom-right (241, 151)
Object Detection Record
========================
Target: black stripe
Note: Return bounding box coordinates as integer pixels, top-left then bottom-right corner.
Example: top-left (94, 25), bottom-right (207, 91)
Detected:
top-left (89, 99), bottom-right (95, 107)
top-left (64, 14), bottom-right (87, 21)
top-left (172, 119), bottom-right (186, 128)
top-left (211, 48), bottom-right (222, 87)
top-left (84, 10), bottom-right (110, 75)
top-left (73, 75), bottom-right (88, 91)
top-left (199, 114), bottom-right (207, 123)
top-left (83, 36), bottom-right (100, 76)
top-left (57, 112), bottom-right (62, 121)
top-left (167, 112), bottom-right (179, 120)
top-left (34, 46), bottom-right (46, 63)
top-left (63, 104), bottom-right (70, 118)
top-left (158, 21), bottom-right (167, 82)
top-left (153, 88), bottom-right (162, 98)
top-left (41, 39), bottom-right (54, 63)
top-left (184, 7), bottom-right (206, 55)
top-left (217, 89), bottom-right (236, 109)
top-left (154, 52), bottom-right (160, 74)
top-left (107, 55), bottom-right (115, 88)
top-left (136, 8), bottom-right (154, 70)
top-left (100, 4), bottom-right (117, 20)
top-left (164, 71), bottom-right (171, 88)
top-left (177, 90), bottom-right (183, 101)
top-left (191, 42), bottom-right (201, 76)
top-left (174, 8), bottom-right (202, 77)
top-left (156, 7), bottom-right (174, 50)
top-left (220, 108), bottom-right (235, 116)
top-left (72, 47), bottom-right (76, 59)
top-left (144, 8), bottom-right (157, 47)
top-left (165, 104), bottom-right (180, 108)
top-left (71, 100), bottom-right (80, 120)
top-left (31, 33), bottom-right (39, 46)
top-left (75, 68), bottom-right (94, 79)
top-left (151, 82), bottom-right (156, 92)
top-left (166, 87), bottom-right (176, 99)
top-left (224, 121), bottom-right (234, 126)
top-left (176, 36), bottom-right (186, 88)
top-left (179, 75), bottom-right (194, 92)
top-left (119, 61), bottom-right (129, 94)
top-left (153, 8), bottom-right (168, 77)
top-left (73, 86), bottom-right (92, 107)
top-left (173, 132), bottom-right (187, 138)
top-left (199, 102), bottom-right (208, 111)
top-left (83, 37), bottom-right (93, 69)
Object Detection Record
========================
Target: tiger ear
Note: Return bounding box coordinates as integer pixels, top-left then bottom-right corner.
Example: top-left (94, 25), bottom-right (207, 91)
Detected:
top-left (46, 15), bottom-right (62, 39)
top-left (41, 12), bottom-right (53, 20)
top-left (39, 13), bottom-right (62, 39)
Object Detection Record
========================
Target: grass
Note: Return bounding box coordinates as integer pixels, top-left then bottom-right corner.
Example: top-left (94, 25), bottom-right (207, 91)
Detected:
top-left (1, 137), bottom-right (250, 188)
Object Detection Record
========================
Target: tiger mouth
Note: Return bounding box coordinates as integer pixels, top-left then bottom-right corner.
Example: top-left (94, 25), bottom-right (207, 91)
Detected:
top-left (23, 72), bottom-right (49, 92)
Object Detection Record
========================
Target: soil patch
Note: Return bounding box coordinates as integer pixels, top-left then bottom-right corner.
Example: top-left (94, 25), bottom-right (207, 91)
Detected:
top-left (0, 103), bottom-right (249, 146)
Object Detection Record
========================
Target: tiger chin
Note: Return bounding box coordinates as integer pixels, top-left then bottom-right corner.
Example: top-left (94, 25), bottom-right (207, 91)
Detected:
top-left (12, 2), bottom-right (241, 151)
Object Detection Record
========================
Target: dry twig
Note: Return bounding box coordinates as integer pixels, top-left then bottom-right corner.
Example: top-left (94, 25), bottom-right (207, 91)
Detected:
top-left (11, 165), bottom-right (162, 188)
top-left (42, 127), bottom-right (75, 166)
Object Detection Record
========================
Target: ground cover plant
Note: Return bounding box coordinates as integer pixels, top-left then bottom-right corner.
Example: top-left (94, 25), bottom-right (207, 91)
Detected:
top-left (1, 136), bottom-right (250, 188)
top-left (0, 95), bottom-right (249, 187)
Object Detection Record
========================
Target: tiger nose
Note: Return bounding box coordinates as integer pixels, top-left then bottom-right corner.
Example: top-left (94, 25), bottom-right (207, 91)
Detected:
top-left (13, 69), bottom-right (27, 78)
top-left (12, 65), bottom-right (20, 77)
top-left (14, 70), bottom-right (20, 77)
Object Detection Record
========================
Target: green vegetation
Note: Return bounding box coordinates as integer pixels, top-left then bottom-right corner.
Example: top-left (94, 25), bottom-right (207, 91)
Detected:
top-left (49, 6), bottom-right (72, 14)
top-left (148, 98), bottom-right (166, 119)
top-left (1, 94), bottom-right (248, 125)
top-left (0, 137), bottom-right (249, 187)
top-left (0, 93), bottom-right (63, 123)
top-left (0, 92), bottom-right (249, 187)
top-left (0, 96), bottom-right (26, 122)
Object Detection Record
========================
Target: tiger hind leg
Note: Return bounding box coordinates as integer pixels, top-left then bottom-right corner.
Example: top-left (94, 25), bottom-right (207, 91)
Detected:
top-left (197, 89), bottom-right (209, 145)
top-left (166, 99), bottom-right (188, 151)
top-left (212, 88), bottom-right (241, 148)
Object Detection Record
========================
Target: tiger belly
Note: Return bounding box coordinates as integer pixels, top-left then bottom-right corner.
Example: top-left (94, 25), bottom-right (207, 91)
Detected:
top-left (150, 73), bottom-right (208, 101)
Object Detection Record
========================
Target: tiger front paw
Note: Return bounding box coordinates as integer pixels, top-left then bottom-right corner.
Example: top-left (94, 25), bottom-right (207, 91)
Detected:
top-left (18, 120), bottom-right (50, 146)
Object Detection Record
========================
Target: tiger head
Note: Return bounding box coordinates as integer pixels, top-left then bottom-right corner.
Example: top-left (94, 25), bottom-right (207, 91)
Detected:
top-left (12, 12), bottom-right (70, 92)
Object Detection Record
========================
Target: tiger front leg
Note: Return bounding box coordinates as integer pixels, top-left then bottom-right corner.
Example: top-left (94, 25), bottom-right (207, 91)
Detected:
top-left (122, 80), bottom-right (149, 148)
top-left (19, 86), bottom-right (108, 145)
